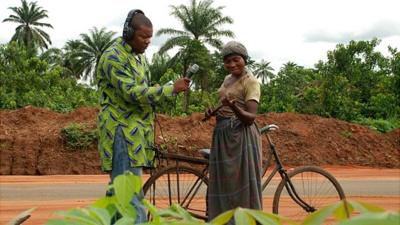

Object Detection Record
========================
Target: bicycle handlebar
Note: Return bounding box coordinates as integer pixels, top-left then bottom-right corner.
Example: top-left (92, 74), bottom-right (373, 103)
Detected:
top-left (260, 124), bottom-right (279, 134)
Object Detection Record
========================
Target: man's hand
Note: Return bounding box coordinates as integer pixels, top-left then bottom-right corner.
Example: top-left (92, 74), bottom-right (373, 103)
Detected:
top-left (173, 77), bottom-right (191, 94)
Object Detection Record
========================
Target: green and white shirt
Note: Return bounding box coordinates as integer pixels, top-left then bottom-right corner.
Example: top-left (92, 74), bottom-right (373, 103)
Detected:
top-left (96, 37), bottom-right (174, 171)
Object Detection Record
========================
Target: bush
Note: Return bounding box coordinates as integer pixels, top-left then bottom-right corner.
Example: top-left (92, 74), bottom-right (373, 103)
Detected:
top-left (0, 42), bottom-right (98, 112)
top-left (61, 123), bottom-right (97, 149)
top-left (353, 117), bottom-right (400, 133)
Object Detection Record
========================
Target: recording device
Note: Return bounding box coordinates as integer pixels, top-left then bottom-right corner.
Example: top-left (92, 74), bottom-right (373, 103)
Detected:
top-left (123, 9), bottom-right (145, 40)
top-left (185, 64), bottom-right (199, 78)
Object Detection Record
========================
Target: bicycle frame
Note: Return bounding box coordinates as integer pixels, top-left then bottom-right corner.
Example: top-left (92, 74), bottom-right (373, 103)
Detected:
top-left (262, 132), bottom-right (316, 213)
top-left (149, 148), bottom-right (209, 218)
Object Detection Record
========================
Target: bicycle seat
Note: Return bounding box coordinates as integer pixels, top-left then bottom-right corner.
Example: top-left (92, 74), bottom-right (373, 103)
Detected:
top-left (259, 124), bottom-right (279, 134)
top-left (199, 149), bottom-right (210, 159)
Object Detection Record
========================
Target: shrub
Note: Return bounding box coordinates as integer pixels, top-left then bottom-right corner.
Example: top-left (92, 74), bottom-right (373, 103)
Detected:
top-left (61, 123), bottom-right (97, 149)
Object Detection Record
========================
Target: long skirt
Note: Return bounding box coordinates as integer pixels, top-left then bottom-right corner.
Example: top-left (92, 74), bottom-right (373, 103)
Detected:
top-left (208, 117), bottom-right (263, 221)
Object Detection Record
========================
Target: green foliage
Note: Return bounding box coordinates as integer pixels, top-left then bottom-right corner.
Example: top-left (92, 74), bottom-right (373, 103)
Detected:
top-left (0, 42), bottom-right (98, 112)
top-left (61, 123), bottom-right (97, 150)
top-left (258, 39), bottom-right (400, 125)
top-left (352, 117), bottom-right (400, 133)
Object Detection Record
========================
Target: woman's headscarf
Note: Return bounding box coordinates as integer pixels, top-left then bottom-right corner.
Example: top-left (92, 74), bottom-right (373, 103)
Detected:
top-left (221, 41), bottom-right (248, 62)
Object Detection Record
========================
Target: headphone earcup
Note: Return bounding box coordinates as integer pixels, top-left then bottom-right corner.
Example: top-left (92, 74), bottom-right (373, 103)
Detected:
top-left (125, 27), bottom-right (134, 40)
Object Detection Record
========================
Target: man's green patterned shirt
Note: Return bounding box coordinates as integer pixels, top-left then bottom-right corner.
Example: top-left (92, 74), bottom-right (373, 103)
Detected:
top-left (96, 37), bottom-right (174, 171)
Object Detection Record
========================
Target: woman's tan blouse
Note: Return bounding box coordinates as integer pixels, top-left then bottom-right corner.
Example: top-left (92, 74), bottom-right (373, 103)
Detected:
top-left (217, 69), bottom-right (261, 118)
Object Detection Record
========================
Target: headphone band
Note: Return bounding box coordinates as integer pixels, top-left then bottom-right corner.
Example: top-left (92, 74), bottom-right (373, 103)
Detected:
top-left (123, 9), bottom-right (145, 40)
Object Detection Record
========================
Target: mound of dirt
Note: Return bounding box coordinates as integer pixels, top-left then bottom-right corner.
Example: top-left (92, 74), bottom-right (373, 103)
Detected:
top-left (0, 106), bottom-right (399, 175)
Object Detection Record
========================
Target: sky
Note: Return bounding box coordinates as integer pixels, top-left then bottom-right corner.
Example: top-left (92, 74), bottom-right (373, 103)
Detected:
top-left (1, 0), bottom-right (400, 71)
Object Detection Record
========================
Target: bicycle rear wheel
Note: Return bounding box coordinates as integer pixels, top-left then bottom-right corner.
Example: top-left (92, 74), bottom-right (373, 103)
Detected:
top-left (272, 166), bottom-right (346, 222)
top-left (143, 165), bottom-right (208, 220)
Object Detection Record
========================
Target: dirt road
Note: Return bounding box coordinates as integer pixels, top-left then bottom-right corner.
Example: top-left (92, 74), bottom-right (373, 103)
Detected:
top-left (1, 166), bottom-right (399, 225)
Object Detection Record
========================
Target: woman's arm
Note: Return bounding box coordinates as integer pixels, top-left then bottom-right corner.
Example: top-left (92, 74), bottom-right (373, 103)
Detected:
top-left (222, 98), bottom-right (258, 125)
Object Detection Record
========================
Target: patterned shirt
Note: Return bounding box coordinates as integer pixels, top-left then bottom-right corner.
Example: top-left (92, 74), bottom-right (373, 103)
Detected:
top-left (96, 37), bottom-right (174, 171)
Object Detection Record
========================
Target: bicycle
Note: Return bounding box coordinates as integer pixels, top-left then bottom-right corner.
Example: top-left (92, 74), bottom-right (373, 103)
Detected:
top-left (142, 124), bottom-right (347, 222)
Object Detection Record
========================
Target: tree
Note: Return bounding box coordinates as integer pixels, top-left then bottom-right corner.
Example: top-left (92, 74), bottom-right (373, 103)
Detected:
top-left (252, 59), bottom-right (275, 84)
top-left (156, 0), bottom-right (234, 111)
top-left (2, 0), bottom-right (53, 50)
top-left (61, 40), bottom-right (86, 79)
top-left (316, 38), bottom-right (397, 120)
top-left (157, 0), bottom-right (234, 53)
top-left (148, 53), bottom-right (172, 85)
top-left (73, 27), bottom-right (116, 82)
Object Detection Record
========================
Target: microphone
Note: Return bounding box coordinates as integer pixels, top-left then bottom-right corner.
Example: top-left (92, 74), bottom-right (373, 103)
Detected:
top-left (185, 64), bottom-right (199, 78)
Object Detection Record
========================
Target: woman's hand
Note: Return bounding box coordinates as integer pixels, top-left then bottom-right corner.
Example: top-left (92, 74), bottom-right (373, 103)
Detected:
top-left (221, 97), bottom-right (235, 107)
top-left (204, 107), bottom-right (214, 120)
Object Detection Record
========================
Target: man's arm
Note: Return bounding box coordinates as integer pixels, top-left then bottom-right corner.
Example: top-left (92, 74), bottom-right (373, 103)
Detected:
top-left (102, 59), bottom-right (175, 105)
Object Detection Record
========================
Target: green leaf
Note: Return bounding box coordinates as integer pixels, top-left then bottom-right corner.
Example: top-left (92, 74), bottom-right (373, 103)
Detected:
top-left (158, 208), bottom-right (184, 219)
top-left (302, 201), bottom-right (341, 225)
top-left (243, 208), bottom-right (288, 225)
top-left (45, 219), bottom-right (80, 225)
top-left (92, 197), bottom-right (113, 209)
top-left (113, 172), bottom-right (142, 206)
top-left (114, 201), bottom-right (137, 220)
top-left (210, 209), bottom-right (234, 225)
top-left (55, 208), bottom-right (99, 225)
top-left (234, 208), bottom-right (256, 225)
top-left (92, 197), bottom-right (117, 218)
top-left (113, 217), bottom-right (136, 225)
top-left (333, 200), bottom-right (352, 221)
top-left (87, 207), bottom-right (111, 225)
top-left (337, 212), bottom-right (400, 225)
top-left (347, 200), bottom-right (385, 213)
top-left (170, 203), bottom-right (200, 222)
top-left (142, 199), bottom-right (161, 223)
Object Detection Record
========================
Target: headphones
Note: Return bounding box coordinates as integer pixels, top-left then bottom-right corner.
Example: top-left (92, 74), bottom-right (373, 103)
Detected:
top-left (123, 9), bottom-right (145, 40)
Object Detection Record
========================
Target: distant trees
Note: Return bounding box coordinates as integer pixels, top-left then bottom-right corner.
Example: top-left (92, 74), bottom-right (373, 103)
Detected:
top-left (260, 39), bottom-right (399, 124)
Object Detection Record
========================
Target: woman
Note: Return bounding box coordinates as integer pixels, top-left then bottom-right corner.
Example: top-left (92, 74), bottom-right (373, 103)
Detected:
top-left (206, 41), bottom-right (263, 221)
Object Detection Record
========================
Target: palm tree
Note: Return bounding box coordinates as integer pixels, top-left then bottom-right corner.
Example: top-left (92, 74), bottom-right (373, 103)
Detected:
top-left (158, 0), bottom-right (234, 53)
top-left (253, 59), bottom-right (275, 84)
top-left (157, 0), bottom-right (234, 111)
top-left (149, 53), bottom-right (172, 85)
top-left (3, 0), bottom-right (53, 50)
top-left (74, 27), bottom-right (116, 82)
top-left (61, 40), bottom-right (86, 79)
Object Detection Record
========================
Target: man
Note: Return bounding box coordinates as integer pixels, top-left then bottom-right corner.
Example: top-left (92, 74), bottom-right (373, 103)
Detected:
top-left (96, 9), bottom-right (190, 223)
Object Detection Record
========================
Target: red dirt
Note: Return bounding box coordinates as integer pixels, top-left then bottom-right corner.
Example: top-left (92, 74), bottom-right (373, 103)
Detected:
top-left (0, 106), bottom-right (399, 175)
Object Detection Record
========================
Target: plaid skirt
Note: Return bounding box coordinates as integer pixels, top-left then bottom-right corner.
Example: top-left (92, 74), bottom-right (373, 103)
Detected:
top-left (208, 117), bottom-right (263, 221)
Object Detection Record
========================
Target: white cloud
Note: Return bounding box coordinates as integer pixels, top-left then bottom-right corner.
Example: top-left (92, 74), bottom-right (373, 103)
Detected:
top-left (1, 0), bottom-right (400, 71)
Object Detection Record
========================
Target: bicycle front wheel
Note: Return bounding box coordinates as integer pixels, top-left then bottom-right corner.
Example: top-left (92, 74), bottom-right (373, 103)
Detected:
top-left (143, 165), bottom-right (208, 220)
top-left (272, 166), bottom-right (346, 222)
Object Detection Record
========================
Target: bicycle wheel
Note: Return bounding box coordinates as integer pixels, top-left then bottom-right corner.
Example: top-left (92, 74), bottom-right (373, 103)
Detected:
top-left (143, 165), bottom-right (208, 220)
top-left (272, 166), bottom-right (346, 222)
